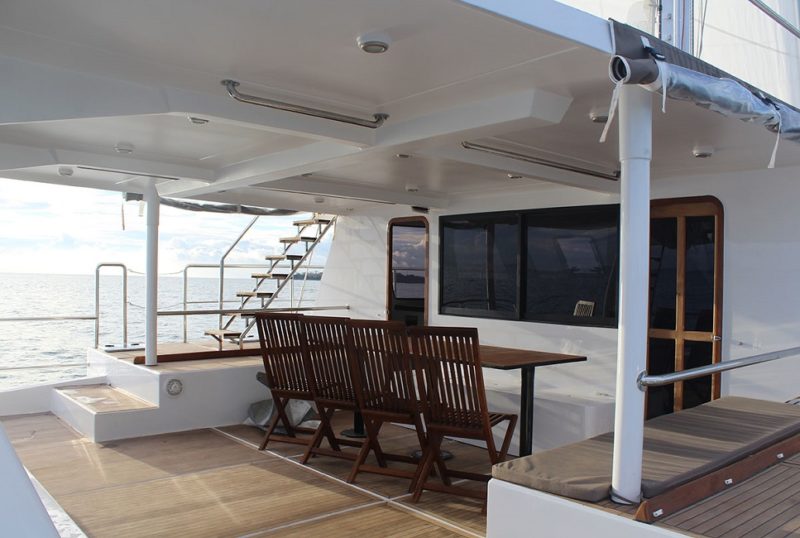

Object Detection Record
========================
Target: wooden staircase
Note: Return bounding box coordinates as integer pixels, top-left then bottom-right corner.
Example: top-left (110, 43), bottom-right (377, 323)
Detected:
top-left (204, 214), bottom-right (335, 348)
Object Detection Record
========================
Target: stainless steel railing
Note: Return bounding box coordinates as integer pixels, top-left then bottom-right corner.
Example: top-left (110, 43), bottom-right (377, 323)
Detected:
top-left (218, 216), bottom-right (261, 329)
top-left (95, 263), bottom-right (128, 348)
top-left (638, 345), bottom-right (800, 389)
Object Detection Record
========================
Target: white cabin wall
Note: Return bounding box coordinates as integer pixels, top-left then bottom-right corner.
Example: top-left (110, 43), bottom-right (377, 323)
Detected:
top-left (315, 164), bottom-right (800, 450)
top-left (651, 165), bottom-right (800, 402)
top-left (315, 210), bottom-right (398, 321)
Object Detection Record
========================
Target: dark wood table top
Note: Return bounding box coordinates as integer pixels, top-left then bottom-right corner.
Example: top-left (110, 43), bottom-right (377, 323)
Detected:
top-left (478, 345), bottom-right (587, 370)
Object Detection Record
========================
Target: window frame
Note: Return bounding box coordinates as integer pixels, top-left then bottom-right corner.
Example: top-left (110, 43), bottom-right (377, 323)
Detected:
top-left (438, 210), bottom-right (522, 321)
top-left (438, 204), bottom-right (620, 327)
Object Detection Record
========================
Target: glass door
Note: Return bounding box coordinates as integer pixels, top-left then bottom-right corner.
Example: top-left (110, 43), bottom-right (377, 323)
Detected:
top-left (387, 217), bottom-right (428, 326)
top-left (647, 197), bottom-right (723, 419)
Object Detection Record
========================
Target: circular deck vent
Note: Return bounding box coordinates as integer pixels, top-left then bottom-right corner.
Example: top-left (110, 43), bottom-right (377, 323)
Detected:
top-left (166, 378), bottom-right (183, 396)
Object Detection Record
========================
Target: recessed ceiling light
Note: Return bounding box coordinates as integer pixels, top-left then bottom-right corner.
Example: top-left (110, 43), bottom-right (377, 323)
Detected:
top-left (357, 31), bottom-right (391, 54)
top-left (589, 109), bottom-right (609, 124)
top-left (507, 173), bottom-right (524, 180)
top-left (405, 184), bottom-right (419, 192)
top-left (395, 153), bottom-right (411, 159)
top-left (188, 116), bottom-right (209, 125)
top-left (692, 145), bottom-right (715, 158)
top-left (58, 166), bottom-right (74, 177)
top-left (301, 172), bottom-right (313, 177)
top-left (313, 196), bottom-right (325, 204)
top-left (114, 142), bottom-right (135, 155)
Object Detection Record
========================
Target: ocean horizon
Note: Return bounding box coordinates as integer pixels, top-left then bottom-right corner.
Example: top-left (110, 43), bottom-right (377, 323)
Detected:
top-left (0, 272), bottom-right (319, 389)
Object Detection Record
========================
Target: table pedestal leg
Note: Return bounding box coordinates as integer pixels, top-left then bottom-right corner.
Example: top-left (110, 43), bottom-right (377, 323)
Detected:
top-left (519, 367), bottom-right (535, 457)
top-left (341, 411), bottom-right (366, 438)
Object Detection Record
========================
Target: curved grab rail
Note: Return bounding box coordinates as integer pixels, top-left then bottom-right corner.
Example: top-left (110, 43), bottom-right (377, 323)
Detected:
top-left (638, 345), bottom-right (800, 389)
top-left (222, 79), bottom-right (388, 129)
top-left (95, 263), bottom-right (128, 348)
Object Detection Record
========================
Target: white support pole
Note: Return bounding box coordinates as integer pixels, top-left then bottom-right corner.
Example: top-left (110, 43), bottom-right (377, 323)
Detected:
top-left (611, 85), bottom-right (652, 504)
top-left (144, 182), bottom-right (160, 366)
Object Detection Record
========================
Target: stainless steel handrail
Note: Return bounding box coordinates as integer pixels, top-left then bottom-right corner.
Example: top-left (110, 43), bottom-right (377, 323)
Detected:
top-left (184, 262), bottom-right (273, 342)
top-left (158, 305), bottom-right (349, 316)
top-left (461, 141), bottom-right (620, 181)
top-left (0, 316), bottom-right (96, 322)
top-left (222, 79), bottom-right (389, 129)
top-left (638, 345), bottom-right (800, 389)
top-left (218, 217), bottom-right (261, 330)
top-left (95, 263), bottom-right (128, 348)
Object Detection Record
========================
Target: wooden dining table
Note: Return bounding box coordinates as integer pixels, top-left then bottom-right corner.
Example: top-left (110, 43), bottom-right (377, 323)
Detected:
top-left (478, 345), bottom-right (587, 457)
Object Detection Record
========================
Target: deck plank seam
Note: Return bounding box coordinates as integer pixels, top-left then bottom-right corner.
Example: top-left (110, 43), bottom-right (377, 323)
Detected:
top-left (213, 427), bottom-right (484, 537)
top-left (212, 426), bottom-right (389, 502)
top-left (235, 500), bottom-right (387, 538)
top-left (51, 454), bottom-right (286, 499)
top-left (683, 466), bottom-right (800, 535)
top-left (663, 465), bottom-right (796, 528)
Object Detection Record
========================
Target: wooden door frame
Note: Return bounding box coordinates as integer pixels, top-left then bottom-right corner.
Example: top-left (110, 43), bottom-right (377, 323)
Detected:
top-left (649, 196), bottom-right (724, 410)
top-left (386, 216), bottom-right (429, 325)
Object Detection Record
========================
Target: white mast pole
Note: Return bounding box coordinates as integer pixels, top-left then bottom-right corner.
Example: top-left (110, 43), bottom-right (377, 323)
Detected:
top-left (611, 84), bottom-right (652, 503)
top-left (144, 181), bottom-right (160, 366)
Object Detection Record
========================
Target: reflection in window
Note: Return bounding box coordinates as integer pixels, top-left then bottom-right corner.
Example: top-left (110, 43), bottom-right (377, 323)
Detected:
top-left (391, 224), bottom-right (426, 300)
top-left (441, 214), bottom-right (519, 318)
top-left (525, 206), bottom-right (618, 325)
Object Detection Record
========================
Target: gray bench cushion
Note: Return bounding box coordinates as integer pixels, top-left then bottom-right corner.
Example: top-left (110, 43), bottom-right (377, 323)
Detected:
top-left (492, 397), bottom-right (800, 502)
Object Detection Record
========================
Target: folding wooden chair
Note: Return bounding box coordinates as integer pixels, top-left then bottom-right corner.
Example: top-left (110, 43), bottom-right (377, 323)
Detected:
top-left (345, 319), bottom-right (429, 485)
top-left (254, 312), bottom-right (333, 451)
top-left (408, 325), bottom-right (517, 502)
top-left (299, 315), bottom-right (364, 464)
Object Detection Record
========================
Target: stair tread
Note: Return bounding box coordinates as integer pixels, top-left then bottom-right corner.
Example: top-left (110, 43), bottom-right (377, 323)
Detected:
top-left (56, 385), bottom-right (156, 413)
top-left (279, 236), bottom-right (318, 242)
top-left (236, 291), bottom-right (274, 297)
top-left (204, 329), bottom-right (242, 337)
top-left (251, 272), bottom-right (290, 279)
top-left (293, 217), bottom-right (332, 226)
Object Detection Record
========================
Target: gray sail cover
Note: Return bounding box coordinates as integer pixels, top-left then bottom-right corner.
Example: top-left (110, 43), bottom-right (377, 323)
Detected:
top-left (610, 21), bottom-right (800, 144)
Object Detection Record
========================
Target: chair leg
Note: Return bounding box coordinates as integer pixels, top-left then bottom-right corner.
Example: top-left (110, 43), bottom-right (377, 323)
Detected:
top-left (258, 406), bottom-right (282, 450)
top-left (497, 415), bottom-right (518, 462)
top-left (301, 406), bottom-right (332, 464)
top-left (313, 406), bottom-right (340, 452)
top-left (365, 420), bottom-right (388, 468)
top-left (272, 396), bottom-right (297, 438)
top-left (347, 417), bottom-right (378, 484)
top-left (412, 432), bottom-right (442, 502)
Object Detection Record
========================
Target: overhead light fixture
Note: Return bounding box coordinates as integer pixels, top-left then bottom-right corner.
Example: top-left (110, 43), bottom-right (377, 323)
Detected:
top-left (405, 183), bottom-right (419, 192)
top-left (357, 31), bottom-right (391, 54)
top-left (692, 145), bottom-right (715, 158)
top-left (461, 141), bottom-right (619, 181)
top-left (58, 166), bottom-right (74, 177)
top-left (507, 173), bottom-right (523, 180)
top-left (188, 116), bottom-right (209, 125)
top-left (395, 153), bottom-right (411, 159)
top-left (313, 196), bottom-right (325, 204)
top-left (114, 142), bottom-right (135, 155)
top-left (589, 109), bottom-right (609, 124)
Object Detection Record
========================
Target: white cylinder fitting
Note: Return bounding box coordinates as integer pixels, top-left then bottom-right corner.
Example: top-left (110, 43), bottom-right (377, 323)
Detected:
top-left (144, 182), bottom-right (160, 367)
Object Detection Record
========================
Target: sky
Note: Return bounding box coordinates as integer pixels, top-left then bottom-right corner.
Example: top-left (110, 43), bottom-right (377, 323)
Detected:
top-left (0, 177), bottom-right (327, 277)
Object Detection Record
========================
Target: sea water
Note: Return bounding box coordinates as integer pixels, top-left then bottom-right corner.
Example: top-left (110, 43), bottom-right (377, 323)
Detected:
top-left (0, 273), bottom-right (319, 389)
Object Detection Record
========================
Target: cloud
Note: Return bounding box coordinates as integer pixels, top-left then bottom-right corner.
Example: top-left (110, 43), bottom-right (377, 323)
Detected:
top-left (0, 177), bottom-right (329, 275)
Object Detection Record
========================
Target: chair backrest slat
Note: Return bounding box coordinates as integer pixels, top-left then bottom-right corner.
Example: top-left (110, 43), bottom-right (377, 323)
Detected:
top-left (302, 316), bottom-right (353, 403)
top-left (255, 313), bottom-right (309, 394)
top-left (409, 326), bottom-right (488, 430)
top-left (347, 319), bottom-right (416, 413)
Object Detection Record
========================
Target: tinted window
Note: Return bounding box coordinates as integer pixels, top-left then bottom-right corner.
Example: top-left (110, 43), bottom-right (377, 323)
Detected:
top-left (441, 214), bottom-right (519, 318)
top-left (524, 206), bottom-right (618, 325)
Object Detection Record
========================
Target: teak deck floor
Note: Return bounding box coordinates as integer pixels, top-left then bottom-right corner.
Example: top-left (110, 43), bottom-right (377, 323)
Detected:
top-left (2, 412), bottom-right (489, 537)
